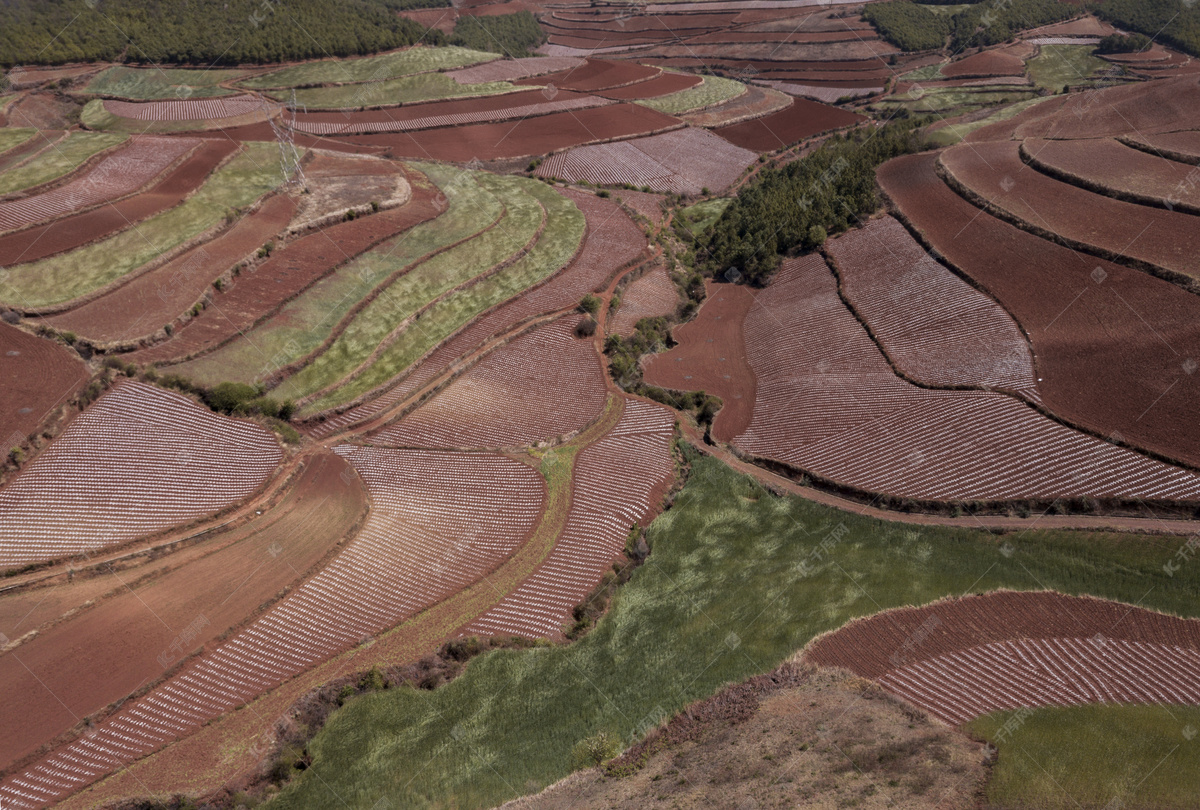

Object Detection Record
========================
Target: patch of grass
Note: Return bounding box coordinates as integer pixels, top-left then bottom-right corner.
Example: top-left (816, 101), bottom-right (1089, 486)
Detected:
top-left (283, 72), bottom-right (517, 109)
top-left (898, 61), bottom-right (949, 82)
top-left (924, 94), bottom-right (1058, 146)
top-left (0, 131), bottom-right (126, 195)
top-left (266, 452), bottom-right (1200, 810)
top-left (640, 74), bottom-right (746, 115)
top-left (238, 45), bottom-right (498, 89)
top-left (298, 178), bottom-right (585, 414)
top-left (1027, 44), bottom-right (1113, 92)
top-left (83, 66), bottom-right (247, 99)
top-left (0, 127), bottom-right (35, 154)
top-left (969, 705), bottom-right (1200, 809)
top-left (674, 197), bottom-right (730, 241)
top-left (79, 98), bottom-right (251, 134)
top-left (0, 144), bottom-right (280, 308)
top-left (873, 87), bottom-right (1040, 113)
top-left (172, 163), bottom-right (504, 387)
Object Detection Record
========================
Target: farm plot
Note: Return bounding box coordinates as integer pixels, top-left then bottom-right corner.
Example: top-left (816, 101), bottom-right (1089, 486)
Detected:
top-left (1124, 130), bottom-right (1200, 165)
top-left (0, 135), bottom-right (198, 233)
top-left (613, 188), bottom-right (666, 223)
top-left (0, 448), bottom-right (544, 809)
top-left (286, 73), bottom-right (518, 110)
top-left (84, 66), bottom-right (247, 100)
top-left (941, 49), bottom-right (1027, 79)
top-left (682, 83), bottom-right (792, 127)
top-left (713, 96), bottom-right (861, 151)
top-left (639, 74), bottom-right (746, 115)
top-left (825, 216), bottom-right (1039, 400)
top-left (464, 398), bottom-right (674, 639)
top-left (238, 46), bottom-right (498, 89)
top-left (537, 126), bottom-right (757, 194)
top-left (0, 128), bottom-right (35, 155)
top-left (0, 132), bottom-right (125, 196)
top-left (597, 71), bottom-right (702, 100)
top-left (806, 591), bottom-right (1200, 725)
top-left (447, 56), bottom-right (585, 84)
top-left (611, 265), bottom-right (679, 336)
top-left (103, 95), bottom-right (267, 122)
top-left (1001, 74), bottom-right (1200, 140)
top-left (754, 80), bottom-right (880, 104)
top-left (307, 189), bottom-right (647, 437)
top-left (513, 59), bottom-right (661, 92)
top-left (0, 381), bottom-right (280, 570)
top-left (0, 323), bottom-right (87, 442)
top-left (732, 254), bottom-right (1200, 502)
top-left (941, 139), bottom-right (1200, 282)
top-left (370, 315), bottom-right (607, 450)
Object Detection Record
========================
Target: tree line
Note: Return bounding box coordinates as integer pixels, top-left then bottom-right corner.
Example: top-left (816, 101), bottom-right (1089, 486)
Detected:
top-left (865, 0), bottom-right (1076, 53)
top-left (1097, 0), bottom-right (1200, 57)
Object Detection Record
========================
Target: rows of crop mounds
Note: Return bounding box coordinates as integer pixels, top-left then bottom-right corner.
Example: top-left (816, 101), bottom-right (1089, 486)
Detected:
top-left (0, 132), bottom-right (125, 196)
top-left (0, 143), bottom-right (280, 310)
top-left (308, 189), bottom-right (647, 438)
top-left (371, 315), bottom-right (607, 450)
top-left (0, 135), bottom-right (198, 233)
top-left (0, 381), bottom-right (281, 569)
top-left (447, 56), bottom-right (585, 84)
top-left (103, 95), bottom-right (269, 122)
top-left (940, 140), bottom-right (1200, 283)
top-left (538, 126), bottom-right (757, 194)
top-left (734, 254), bottom-right (1200, 502)
top-left (806, 591), bottom-right (1200, 725)
top-left (463, 399), bottom-right (674, 639)
top-left (0, 448), bottom-right (544, 809)
top-left (826, 216), bottom-right (1040, 401)
top-left (293, 94), bottom-right (611, 135)
top-left (611, 265), bottom-right (679, 336)
top-left (1021, 137), bottom-right (1200, 214)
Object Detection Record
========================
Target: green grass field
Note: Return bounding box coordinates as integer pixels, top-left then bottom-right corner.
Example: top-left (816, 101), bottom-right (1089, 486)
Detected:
top-left (265, 450), bottom-right (1200, 810)
top-left (675, 197), bottom-right (730, 240)
top-left (238, 46), bottom-right (498, 90)
top-left (297, 178), bottom-right (585, 415)
top-left (969, 705), bottom-right (1200, 809)
top-left (873, 87), bottom-right (1039, 113)
top-left (83, 66), bottom-right (247, 99)
top-left (1028, 44), bottom-right (1114, 92)
top-left (899, 61), bottom-right (950, 82)
top-left (0, 127), bottom-right (35, 154)
top-left (172, 164), bottom-right (504, 387)
top-left (924, 94), bottom-right (1057, 146)
top-left (640, 73), bottom-right (746, 115)
top-left (284, 73), bottom-right (517, 109)
top-left (0, 144), bottom-right (280, 308)
top-left (0, 131), bottom-right (126, 195)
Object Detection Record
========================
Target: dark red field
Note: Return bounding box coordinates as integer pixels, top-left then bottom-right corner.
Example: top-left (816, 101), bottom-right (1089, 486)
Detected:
top-left (596, 71), bottom-right (701, 100)
top-left (714, 96), bottom-right (861, 151)
top-left (0, 322), bottom-right (87, 441)
top-left (940, 49), bottom-right (1026, 78)
top-left (513, 59), bottom-right (661, 92)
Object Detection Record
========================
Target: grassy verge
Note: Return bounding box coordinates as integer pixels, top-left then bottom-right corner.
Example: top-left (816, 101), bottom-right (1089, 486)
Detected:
top-left (172, 164), bottom-right (503, 386)
top-left (238, 46), bottom-right (498, 89)
top-left (284, 73), bottom-right (517, 109)
top-left (274, 172), bottom-right (540, 403)
top-left (0, 131), bottom-right (126, 195)
top-left (674, 198), bottom-right (730, 242)
top-left (925, 94), bottom-right (1058, 146)
top-left (297, 178), bottom-right (585, 415)
top-left (872, 87), bottom-right (1040, 113)
top-left (266, 450), bottom-right (1200, 810)
top-left (0, 144), bottom-right (280, 308)
top-left (640, 74), bottom-right (746, 115)
top-left (1028, 44), bottom-right (1115, 92)
top-left (0, 127), bottom-right (36, 154)
top-left (968, 705), bottom-right (1200, 809)
top-left (83, 66), bottom-right (247, 99)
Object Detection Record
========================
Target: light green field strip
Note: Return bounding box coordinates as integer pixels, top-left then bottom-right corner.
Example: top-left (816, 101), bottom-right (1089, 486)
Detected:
top-left (84, 66), bottom-right (247, 99)
top-left (172, 164), bottom-right (504, 387)
top-left (0, 144), bottom-right (281, 309)
top-left (0, 128), bottom-right (36, 154)
top-left (925, 94), bottom-right (1057, 146)
top-left (639, 74), bottom-right (746, 115)
top-left (298, 178), bottom-right (585, 415)
top-left (1027, 43), bottom-right (1114, 92)
top-left (873, 88), bottom-right (1039, 113)
top-left (284, 73), bottom-right (518, 109)
top-left (239, 46), bottom-right (498, 90)
top-left (275, 172), bottom-right (545, 405)
top-left (0, 95), bottom-right (15, 112)
top-left (0, 131), bottom-right (126, 196)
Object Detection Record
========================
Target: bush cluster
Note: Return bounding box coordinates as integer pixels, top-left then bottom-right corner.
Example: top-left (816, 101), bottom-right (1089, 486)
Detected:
top-left (1098, 0), bottom-right (1200, 58)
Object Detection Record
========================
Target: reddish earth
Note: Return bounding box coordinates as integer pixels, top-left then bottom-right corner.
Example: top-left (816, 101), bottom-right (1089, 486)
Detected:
top-left (806, 591), bottom-right (1200, 725)
top-left (462, 398), bottom-right (674, 639)
top-left (0, 322), bottom-right (87, 441)
top-left (513, 59), bottom-right (661, 92)
top-left (940, 49), bottom-right (1026, 78)
top-left (0, 139), bottom-right (238, 268)
top-left (397, 6), bottom-right (457, 33)
top-left (880, 151), bottom-right (1200, 470)
top-left (308, 189), bottom-right (648, 436)
top-left (546, 33), bottom-right (676, 50)
top-left (104, 95), bottom-right (265, 122)
top-left (683, 83), bottom-right (792, 127)
top-left (294, 94), bottom-right (609, 136)
top-left (940, 139), bottom-right (1200, 281)
top-left (0, 131), bottom-right (61, 173)
top-left (611, 264), bottom-right (679, 336)
top-left (0, 449), bottom-right (365, 772)
top-left (1124, 130), bottom-right (1200, 164)
top-left (612, 188), bottom-right (666, 223)
top-left (685, 29), bottom-right (877, 44)
top-left (370, 315), bottom-right (607, 449)
top-left (337, 103), bottom-right (681, 162)
top-left (0, 447), bottom-right (546, 808)
top-left (714, 96), bottom-right (861, 151)
top-left (131, 180), bottom-right (441, 365)
top-left (446, 56), bottom-right (585, 84)
top-left (45, 195), bottom-right (299, 345)
top-left (642, 279), bottom-right (755, 442)
top-left (596, 71), bottom-right (702, 99)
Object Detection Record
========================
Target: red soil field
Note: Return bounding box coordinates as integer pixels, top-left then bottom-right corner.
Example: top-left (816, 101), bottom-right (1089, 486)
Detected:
top-left (0, 322), bottom-right (87, 441)
top-left (825, 216), bottom-right (1039, 400)
top-left (0, 139), bottom-right (237, 268)
top-left (0, 136), bottom-right (199, 233)
top-left (758, 80), bottom-right (882, 103)
top-left (732, 254), bottom-right (1200, 501)
top-left (547, 33), bottom-right (676, 50)
top-left (103, 95), bottom-right (267, 122)
top-left (940, 139), bottom-right (1200, 281)
top-left (684, 83), bottom-right (792, 126)
top-left (463, 398), bottom-right (675, 639)
top-left (0, 449), bottom-right (366, 772)
top-left (596, 71), bottom-right (702, 100)
top-left (1022, 137), bottom-right (1200, 213)
top-left (45, 195), bottom-right (299, 345)
top-left (0, 381), bottom-right (281, 570)
top-left (309, 189), bottom-right (647, 436)
top-left (0, 448), bottom-right (545, 808)
top-left (370, 315), bottom-right (607, 449)
top-left (611, 264), bottom-right (679, 336)
top-left (131, 180), bottom-right (441, 365)
top-left (642, 280), bottom-right (756, 442)
top-left (446, 56), bottom-right (584, 84)
top-left (613, 188), bottom-right (666, 223)
top-left (1124, 130), bottom-right (1200, 164)
top-left (714, 96), bottom-right (861, 151)
top-left (806, 591), bottom-right (1200, 725)
top-left (397, 6), bottom-right (457, 34)
top-left (685, 29), bottom-right (876, 44)
top-left (879, 151), bottom-right (1200, 470)
top-left (940, 49), bottom-right (1026, 78)
top-left (513, 59), bottom-right (661, 92)
top-left (339, 103), bottom-right (681, 162)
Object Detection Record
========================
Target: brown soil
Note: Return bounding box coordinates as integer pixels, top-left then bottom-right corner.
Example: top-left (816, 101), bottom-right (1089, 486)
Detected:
top-left (611, 264), bottom-right (679, 336)
top-left (513, 59), bottom-right (661, 92)
top-left (682, 83), bottom-right (791, 128)
top-left (397, 6), bottom-right (458, 33)
top-left (0, 322), bottom-right (87, 442)
top-left (596, 71), bottom-right (701, 100)
top-left (3, 93), bottom-right (80, 130)
top-left (642, 279), bottom-right (755, 442)
top-left (940, 49), bottom-right (1027, 79)
top-left (714, 96), bottom-right (861, 151)
top-left (292, 88), bottom-right (593, 128)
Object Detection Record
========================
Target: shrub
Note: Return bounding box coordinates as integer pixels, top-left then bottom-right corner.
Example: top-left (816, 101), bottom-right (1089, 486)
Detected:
top-left (278, 400), bottom-right (296, 421)
top-left (1095, 32), bottom-right (1152, 54)
top-left (575, 317), bottom-right (597, 338)
top-left (205, 381), bottom-right (260, 414)
top-left (572, 731), bottom-right (621, 769)
top-left (579, 294), bottom-right (602, 315)
top-left (9, 447), bottom-right (23, 465)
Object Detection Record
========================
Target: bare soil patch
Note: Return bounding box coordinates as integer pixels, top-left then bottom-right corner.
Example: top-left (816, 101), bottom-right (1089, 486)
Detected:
top-left (0, 322), bottom-right (87, 442)
top-left (714, 96), bottom-right (861, 151)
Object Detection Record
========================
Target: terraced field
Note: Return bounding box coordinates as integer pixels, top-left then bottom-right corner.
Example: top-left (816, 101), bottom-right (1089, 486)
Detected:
top-left (0, 132), bottom-right (125, 196)
top-left (239, 46), bottom-right (499, 89)
top-left (638, 73), bottom-right (745, 114)
top-left (83, 66), bottom-right (248, 99)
